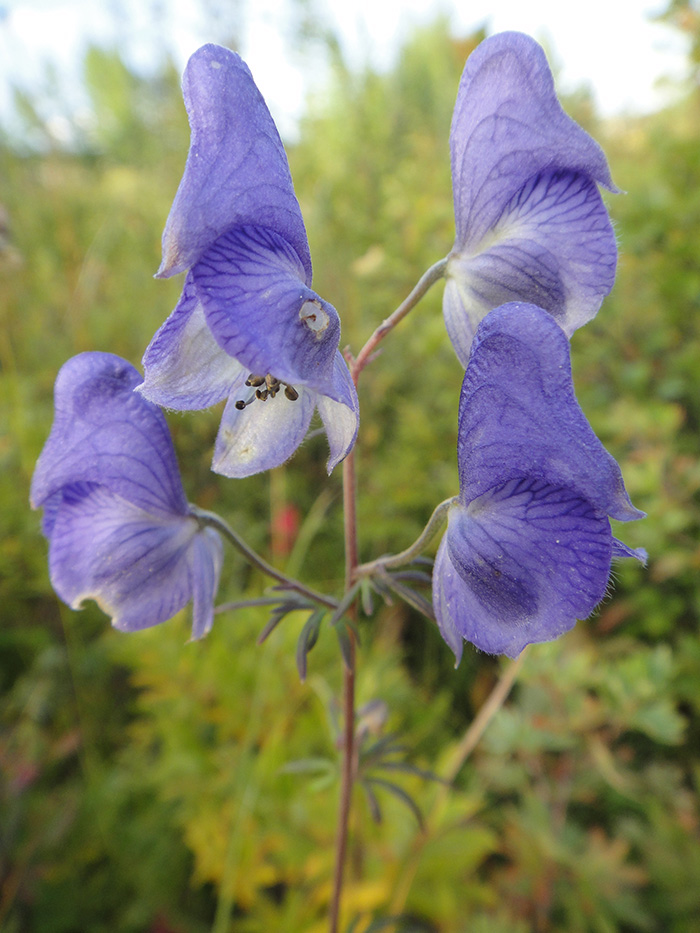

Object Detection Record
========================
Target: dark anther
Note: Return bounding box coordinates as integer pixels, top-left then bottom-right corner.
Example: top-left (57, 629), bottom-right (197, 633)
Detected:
top-left (235, 373), bottom-right (299, 409)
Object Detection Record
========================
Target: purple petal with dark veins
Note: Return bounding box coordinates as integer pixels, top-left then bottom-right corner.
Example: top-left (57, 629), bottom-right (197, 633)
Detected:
top-left (212, 384), bottom-right (316, 478)
top-left (31, 353), bottom-right (187, 518)
top-left (444, 170), bottom-right (617, 365)
top-left (159, 44), bottom-right (311, 279)
top-left (450, 32), bottom-right (615, 249)
top-left (433, 303), bottom-right (645, 658)
top-left (193, 225), bottom-right (339, 388)
top-left (140, 275), bottom-right (245, 410)
top-left (438, 480), bottom-right (613, 658)
top-left (189, 527), bottom-right (224, 640)
top-left (32, 353), bottom-right (224, 636)
top-left (40, 482), bottom-right (94, 539)
top-left (48, 484), bottom-right (200, 632)
top-left (432, 535), bottom-right (466, 666)
top-left (316, 350), bottom-right (360, 473)
top-left (457, 304), bottom-right (644, 523)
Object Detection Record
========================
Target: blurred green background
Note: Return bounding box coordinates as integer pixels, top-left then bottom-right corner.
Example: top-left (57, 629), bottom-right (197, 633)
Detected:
top-left (2, 1), bottom-right (700, 931)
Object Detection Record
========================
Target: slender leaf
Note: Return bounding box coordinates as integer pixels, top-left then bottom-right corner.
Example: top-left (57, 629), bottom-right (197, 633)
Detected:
top-left (215, 596), bottom-right (285, 614)
top-left (256, 610), bottom-right (288, 645)
top-left (365, 776), bottom-right (425, 829)
top-left (380, 574), bottom-right (435, 621)
top-left (363, 918), bottom-right (413, 933)
top-left (336, 623), bottom-right (354, 670)
top-left (360, 577), bottom-right (375, 616)
top-left (390, 569), bottom-right (433, 586)
top-left (369, 576), bottom-right (395, 604)
top-left (329, 580), bottom-right (362, 628)
top-left (296, 608), bottom-right (325, 681)
top-left (375, 760), bottom-right (447, 784)
top-left (361, 732), bottom-right (408, 764)
top-left (361, 778), bottom-right (383, 824)
top-left (279, 756), bottom-right (335, 776)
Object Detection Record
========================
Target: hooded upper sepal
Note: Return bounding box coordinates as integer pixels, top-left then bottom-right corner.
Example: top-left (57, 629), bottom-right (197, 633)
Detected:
top-left (450, 31), bottom-right (616, 246)
top-left (457, 303), bottom-right (644, 525)
top-left (158, 44), bottom-right (311, 279)
top-left (30, 352), bottom-right (187, 518)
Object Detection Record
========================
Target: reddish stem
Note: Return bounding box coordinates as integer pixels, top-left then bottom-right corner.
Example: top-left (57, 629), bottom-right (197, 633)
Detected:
top-left (329, 451), bottom-right (359, 933)
top-left (351, 258), bottom-right (447, 383)
top-left (328, 258), bottom-right (446, 932)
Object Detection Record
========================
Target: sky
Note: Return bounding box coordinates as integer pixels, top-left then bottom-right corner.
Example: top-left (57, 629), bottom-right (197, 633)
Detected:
top-left (0, 0), bottom-right (690, 140)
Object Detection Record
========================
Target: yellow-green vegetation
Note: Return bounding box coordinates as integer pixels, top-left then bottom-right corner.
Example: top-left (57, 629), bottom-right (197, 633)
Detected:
top-left (2, 12), bottom-right (700, 932)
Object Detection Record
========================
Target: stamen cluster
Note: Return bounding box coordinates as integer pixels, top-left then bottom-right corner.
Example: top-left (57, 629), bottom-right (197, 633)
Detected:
top-left (234, 373), bottom-right (300, 409)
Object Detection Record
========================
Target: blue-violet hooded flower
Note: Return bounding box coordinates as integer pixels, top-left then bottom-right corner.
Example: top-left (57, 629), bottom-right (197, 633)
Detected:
top-left (433, 303), bottom-right (646, 661)
top-left (30, 352), bottom-right (223, 638)
top-left (139, 44), bottom-right (358, 478)
top-left (444, 32), bottom-right (618, 365)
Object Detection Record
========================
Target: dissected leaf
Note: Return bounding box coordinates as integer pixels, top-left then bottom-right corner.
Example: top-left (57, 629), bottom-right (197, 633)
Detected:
top-left (365, 776), bottom-right (425, 829)
top-left (296, 608), bottom-right (325, 681)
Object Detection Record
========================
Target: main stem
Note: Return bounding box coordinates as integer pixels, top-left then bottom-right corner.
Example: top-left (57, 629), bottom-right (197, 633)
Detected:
top-left (329, 259), bottom-right (446, 931)
top-left (329, 451), bottom-right (359, 933)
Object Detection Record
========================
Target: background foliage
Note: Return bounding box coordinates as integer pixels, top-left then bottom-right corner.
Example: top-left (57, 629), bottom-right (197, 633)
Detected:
top-left (2, 5), bottom-right (700, 931)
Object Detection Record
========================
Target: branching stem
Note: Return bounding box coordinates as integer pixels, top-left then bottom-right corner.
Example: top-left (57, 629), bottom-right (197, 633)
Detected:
top-left (329, 258), bottom-right (447, 932)
top-left (193, 507), bottom-right (338, 610)
top-left (351, 257), bottom-right (448, 381)
top-left (354, 497), bottom-right (455, 578)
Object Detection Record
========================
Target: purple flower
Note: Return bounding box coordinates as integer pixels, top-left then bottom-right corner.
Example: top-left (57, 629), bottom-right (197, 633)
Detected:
top-left (433, 304), bottom-right (645, 661)
top-left (444, 32), bottom-right (618, 365)
top-left (139, 44), bottom-right (358, 478)
top-left (30, 352), bottom-right (223, 638)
